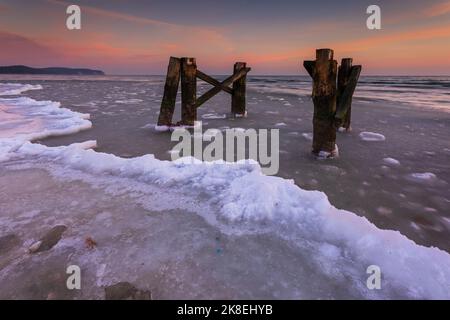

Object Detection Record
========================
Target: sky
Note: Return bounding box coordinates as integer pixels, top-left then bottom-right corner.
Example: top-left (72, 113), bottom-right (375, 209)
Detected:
top-left (0, 0), bottom-right (450, 75)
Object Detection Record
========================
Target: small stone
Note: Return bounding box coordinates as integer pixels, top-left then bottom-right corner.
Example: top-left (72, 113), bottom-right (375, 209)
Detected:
top-left (29, 241), bottom-right (43, 254)
top-left (104, 282), bottom-right (152, 300)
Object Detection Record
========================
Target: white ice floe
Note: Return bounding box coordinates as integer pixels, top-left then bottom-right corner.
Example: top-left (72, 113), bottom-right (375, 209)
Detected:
top-left (154, 125), bottom-right (170, 132)
top-left (359, 131), bottom-right (386, 142)
top-left (201, 113), bottom-right (227, 120)
top-left (114, 99), bottom-right (143, 104)
top-left (6, 142), bottom-right (450, 298)
top-left (0, 83), bottom-right (43, 96)
top-left (316, 145), bottom-right (339, 159)
top-left (0, 97), bottom-right (92, 142)
top-left (140, 123), bottom-right (155, 129)
top-left (234, 111), bottom-right (248, 118)
top-left (409, 172), bottom-right (437, 181)
top-left (72, 101), bottom-right (99, 108)
top-left (301, 133), bottom-right (313, 141)
top-left (1, 83), bottom-right (450, 299)
top-left (383, 157), bottom-right (401, 166)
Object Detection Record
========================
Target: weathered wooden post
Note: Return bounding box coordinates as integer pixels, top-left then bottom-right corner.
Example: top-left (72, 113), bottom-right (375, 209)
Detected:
top-left (156, 57), bottom-right (250, 128)
top-left (157, 57), bottom-right (181, 127)
top-left (337, 58), bottom-right (353, 131)
top-left (336, 58), bottom-right (361, 131)
top-left (231, 62), bottom-right (247, 116)
top-left (304, 49), bottom-right (338, 157)
top-left (180, 57), bottom-right (197, 126)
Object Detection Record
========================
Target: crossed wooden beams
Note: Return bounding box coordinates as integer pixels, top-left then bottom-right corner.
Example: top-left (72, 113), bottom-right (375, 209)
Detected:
top-left (157, 57), bottom-right (251, 128)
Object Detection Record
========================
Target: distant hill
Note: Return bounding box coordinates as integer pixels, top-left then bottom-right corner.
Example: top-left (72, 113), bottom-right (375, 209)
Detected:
top-left (0, 65), bottom-right (105, 75)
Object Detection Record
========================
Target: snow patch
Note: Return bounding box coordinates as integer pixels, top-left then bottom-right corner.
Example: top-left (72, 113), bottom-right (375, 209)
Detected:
top-left (359, 132), bottom-right (386, 142)
top-left (383, 158), bottom-right (400, 166)
top-left (114, 99), bottom-right (143, 104)
top-left (0, 83), bottom-right (43, 96)
top-left (154, 125), bottom-right (170, 132)
top-left (10, 144), bottom-right (448, 298)
top-left (0, 96), bottom-right (92, 142)
top-left (201, 113), bottom-right (227, 120)
top-left (409, 172), bottom-right (437, 181)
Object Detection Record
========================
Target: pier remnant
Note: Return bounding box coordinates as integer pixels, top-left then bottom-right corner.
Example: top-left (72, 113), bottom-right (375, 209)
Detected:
top-left (304, 49), bottom-right (338, 157)
top-left (157, 57), bottom-right (181, 127)
top-left (336, 58), bottom-right (362, 131)
top-left (304, 49), bottom-right (361, 157)
top-left (232, 62), bottom-right (248, 116)
top-left (157, 57), bottom-right (251, 128)
top-left (181, 57), bottom-right (197, 126)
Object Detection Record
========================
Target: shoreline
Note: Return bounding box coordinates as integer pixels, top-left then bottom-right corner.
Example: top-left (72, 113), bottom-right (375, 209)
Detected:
top-left (18, 78), bottom-right (449, 252)
top-left (0, 80), bottom-right (449, 299)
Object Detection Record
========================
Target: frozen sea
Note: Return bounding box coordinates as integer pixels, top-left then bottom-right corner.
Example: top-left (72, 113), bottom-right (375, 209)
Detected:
top-left (0, 75), bottom-right (449, 299)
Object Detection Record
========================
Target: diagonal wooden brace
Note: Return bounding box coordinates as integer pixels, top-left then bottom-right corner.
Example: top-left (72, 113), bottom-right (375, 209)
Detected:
top-left (195, 67), bottom-right (251, 109)
top-left (196, 70), bottom-right (233, 94)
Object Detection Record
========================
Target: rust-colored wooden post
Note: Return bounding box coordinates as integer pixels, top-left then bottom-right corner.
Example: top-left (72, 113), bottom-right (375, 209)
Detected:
top-left (304, 49), bottom-right (338, 157)
top-left (157, 57), bottom-right (181, 127)
top-left (337, 58), bottom-right (352, 131)
top-left (336, 60), bottom-right (362, 131)
top-left (181, 57), bottom-right (197, 126)
top-left (231, 62), bottom-right (247, 116)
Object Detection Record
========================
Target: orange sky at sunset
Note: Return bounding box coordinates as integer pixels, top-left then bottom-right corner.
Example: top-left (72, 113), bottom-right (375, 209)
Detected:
top-left (1, 0), bottom-right (450, 75)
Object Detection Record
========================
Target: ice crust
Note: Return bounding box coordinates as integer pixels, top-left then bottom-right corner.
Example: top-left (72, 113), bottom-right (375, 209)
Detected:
top-left (1, 83), bottom-right (450, 299)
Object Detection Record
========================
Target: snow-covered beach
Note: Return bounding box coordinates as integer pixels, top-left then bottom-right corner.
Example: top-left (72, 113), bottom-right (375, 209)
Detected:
top-left (0, 77), bottom-right (449, 299)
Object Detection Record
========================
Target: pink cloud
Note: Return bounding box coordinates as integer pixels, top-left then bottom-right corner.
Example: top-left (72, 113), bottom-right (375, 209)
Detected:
top-left (0, 31), bottom-right (61, 66)
top-left (46, 0), bottom-right (233, 52)
top-left (426, 1), bottom-right (450, 17)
